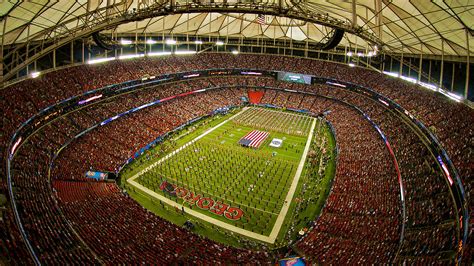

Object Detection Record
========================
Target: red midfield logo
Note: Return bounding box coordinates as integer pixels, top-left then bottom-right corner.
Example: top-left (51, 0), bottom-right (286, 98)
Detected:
top-left (160, 180), bottom-right (244, 220)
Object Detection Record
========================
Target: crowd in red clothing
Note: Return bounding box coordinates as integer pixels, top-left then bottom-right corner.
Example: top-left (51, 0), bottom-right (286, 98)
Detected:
top-left (1, 53), bottom-right (472, 264)
top-left (2, 54), bottom-right (471, 183)
top-left (3, 79), bottom-right (274, 264)
top-left (52, 179), bottom-right (271, 264)
top-left (295, 101), bottom-right (401, 264)
top-left (311, 88), bottom-right (458, 263)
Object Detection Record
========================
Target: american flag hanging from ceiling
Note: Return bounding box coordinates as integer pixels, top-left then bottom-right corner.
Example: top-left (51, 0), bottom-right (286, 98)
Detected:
top-left (257, 14), bottom-right (265, 25)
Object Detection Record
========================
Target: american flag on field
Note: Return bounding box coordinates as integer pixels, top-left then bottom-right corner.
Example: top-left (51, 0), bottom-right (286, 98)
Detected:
top-left (239, 130), bottom-right (269, 148)
top-left (257, 14), bottom-right (266, 25)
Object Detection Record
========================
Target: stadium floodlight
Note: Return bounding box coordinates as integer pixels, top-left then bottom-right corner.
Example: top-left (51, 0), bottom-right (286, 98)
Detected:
top-left (215, 40), bottom-right (224, 46)
top-left (400, 75), bottom-right (417, 84)
top-left (367, 51), bottom-right (374, 57)
top-left (348, 63), bottom-right (355, 67)
top-left (31, 71), bottom-right (41, 78)
top-left (447, 92), bottom-right (463, 101)
top-left (165, 39), bottom-right (177, 45)
top-left (383, 71), bottom-right (399, 78)
top-left (441, 90), bottom-right (462, 102)
top-left (175, 50), bottom-right (197, 55)
top-left (419, 81), bottom-right (438, 91)
top-left (148, 51), bottom-right (172, 57)
top-left (194, 40), bottom-right (203, 44)
top-left (146, 39), bottom-right (157, 44)
top-left (357, 52), bottom-right (364, 57)
top-left (88, 57), bottom-right (115, 64)
top-left (119, 54), bottom-right (144, 60)
top-left (346, 51), bottom-right (353, 57)
top-left (231, 50), bottom-right (239, 55)
top-left (120, 39), bottom-right (132, 45)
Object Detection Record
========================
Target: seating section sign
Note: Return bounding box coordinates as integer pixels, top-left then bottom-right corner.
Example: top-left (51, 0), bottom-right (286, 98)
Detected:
top-left (85, 171), bottom-right (108, 180)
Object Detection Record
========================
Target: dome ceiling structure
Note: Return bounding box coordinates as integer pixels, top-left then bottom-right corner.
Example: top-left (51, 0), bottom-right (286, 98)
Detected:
top-left (0, 0), bottom-right (473, 81)
top-left (1, 0), bottom-right (472, 55)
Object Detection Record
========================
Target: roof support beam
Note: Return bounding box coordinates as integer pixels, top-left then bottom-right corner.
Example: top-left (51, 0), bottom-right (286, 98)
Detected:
top-left (375, 0), bottom-right (382, 40)
top-left (1, 3), bottom-right (384, 82)
top-left (352, 0), bottom-right (357, 27)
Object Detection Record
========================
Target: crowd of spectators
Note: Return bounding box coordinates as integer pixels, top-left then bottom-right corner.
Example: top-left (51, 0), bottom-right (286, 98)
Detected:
top-left (329, 88), bottom-right (459, 262)
top-left (1, 53), bottom-right (471, 264)
top-left (52, 179), bottom-right (271, 264)
top-left (293, 99), bottom-right (401, 264)
top-left (3, 79), bottom-right (275, 264)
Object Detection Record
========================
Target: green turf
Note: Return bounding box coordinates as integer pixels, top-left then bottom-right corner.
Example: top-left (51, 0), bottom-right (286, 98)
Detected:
top-left (136, 107), bottom-right (308, 236)
top-left (120, 106), bottom-right (336, 248)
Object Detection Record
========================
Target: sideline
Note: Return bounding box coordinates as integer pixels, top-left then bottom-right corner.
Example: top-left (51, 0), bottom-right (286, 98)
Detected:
top-left (268, 118), bottom-right (317, 241)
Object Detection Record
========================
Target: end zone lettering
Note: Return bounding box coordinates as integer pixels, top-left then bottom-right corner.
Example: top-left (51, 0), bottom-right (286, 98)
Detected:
top-left (160, 181), bottom-right (244, 220)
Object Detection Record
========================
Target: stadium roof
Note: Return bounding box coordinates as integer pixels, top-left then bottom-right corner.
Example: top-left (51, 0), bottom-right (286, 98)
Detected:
top-left (1, 0), bottom-right (472, 57)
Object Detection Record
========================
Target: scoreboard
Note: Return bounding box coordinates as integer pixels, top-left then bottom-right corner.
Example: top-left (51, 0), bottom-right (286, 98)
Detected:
top-left (277, 71), bottom-right (313, 84)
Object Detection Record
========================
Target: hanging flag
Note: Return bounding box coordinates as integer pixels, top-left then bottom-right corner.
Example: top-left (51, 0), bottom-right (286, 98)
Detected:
top-left (257, 14), bottom-right (266, 25)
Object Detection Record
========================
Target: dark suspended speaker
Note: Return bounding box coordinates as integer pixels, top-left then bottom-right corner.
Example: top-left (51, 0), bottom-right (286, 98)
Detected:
top-left (92, 32), bottom-right (119, 51)
top-left (321, 28), bottom-right (345, 50)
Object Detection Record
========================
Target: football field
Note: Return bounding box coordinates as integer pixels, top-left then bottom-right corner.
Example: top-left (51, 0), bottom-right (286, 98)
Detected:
top-left (127, 107), bottom-right (321, 243)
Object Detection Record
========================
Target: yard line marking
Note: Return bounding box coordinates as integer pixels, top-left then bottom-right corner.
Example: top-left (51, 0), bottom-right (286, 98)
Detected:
top-left (128, 179), bottom-right (274, 242)
top-left (129, 107), bottom-right (248, 183)
top-left (157, 171), bottom-right (280, 215)
top-left (128, 107), bottom-right (317, 244)
top-left (268, 117), bottom-right (317, 241)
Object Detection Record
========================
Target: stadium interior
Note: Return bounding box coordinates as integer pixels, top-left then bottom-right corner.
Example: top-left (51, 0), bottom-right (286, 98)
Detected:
top-left (0, 0), bottom-right (473, 265)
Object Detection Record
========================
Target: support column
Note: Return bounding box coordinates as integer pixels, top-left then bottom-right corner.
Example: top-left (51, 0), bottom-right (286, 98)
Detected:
top-left (399, 48), bottom-right (403, 76)
top-left (465, 29), bottom-right (470, 98)
top-left (53, 48), bottom-right (56, 69)
top-left (390, 55), bottom-right (393, 72)
top-left (305, 40), bottom-right (308, 58)
top-left (26, 25), bottom-right (30, 75)
top-left (418, 45), bottom-right (423, 81)
top-left (382, 53), bottom-right (385, 72)
top-left (428, 60), bottom-right (432, 83)
top-left (0, 48), bottom-right (3, 84)
top-left (344, 45), bottom-right (347, 64)
top-left (144, 32), bottom-right (147, 54)
top-left (82, 39), bottom-right (85, 63)
top-left (440, 39), bottom-right (444, 88)
top-left (26, 43), bottom-right (29, 75)
top-left (408, 57), bottom-right (411, 77)
top-left (0, 17), bottom-right (5, 83)
top-left (71, 41), bottom-right (74, 64)
top-left (15, 51), bottom-right (19, 79)
top-left (135, 27), bottom-right (138, 54)
top-left (451, 63), bottom-right (455, 92)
